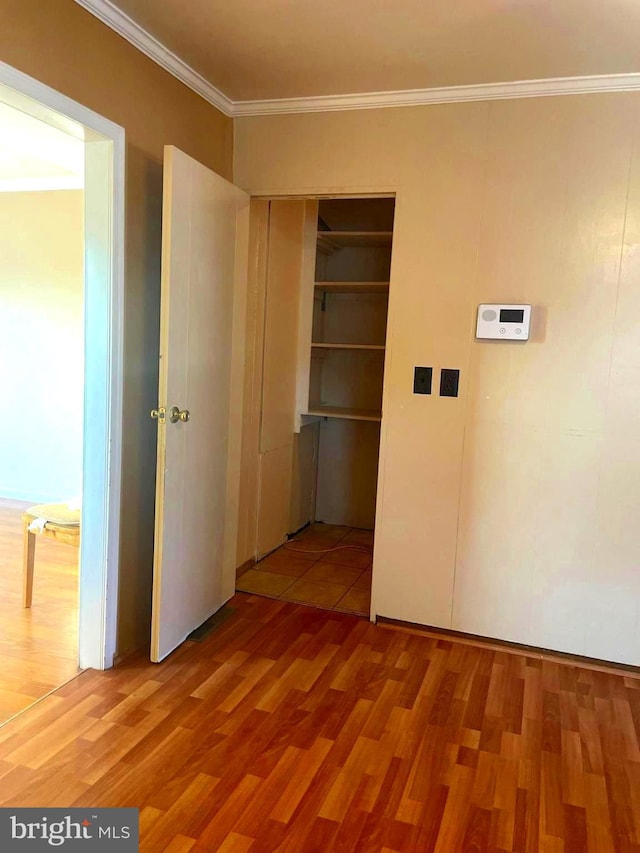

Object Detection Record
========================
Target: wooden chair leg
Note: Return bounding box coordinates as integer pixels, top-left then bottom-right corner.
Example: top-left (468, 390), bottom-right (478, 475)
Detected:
top-left (23, 518), bottom-right (36, 608)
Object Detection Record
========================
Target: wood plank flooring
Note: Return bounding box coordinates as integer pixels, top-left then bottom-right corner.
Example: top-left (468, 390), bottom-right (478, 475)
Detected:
top-left (1, 591), bottom-right (639, 851)
top-left (0, 499), bottom-right (79, 724)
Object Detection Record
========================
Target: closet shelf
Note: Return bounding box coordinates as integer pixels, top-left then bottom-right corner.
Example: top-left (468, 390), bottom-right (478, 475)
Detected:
top-left (316, 231), bottom-right (393, 253)
top-left (311, 342), bottom-right (385, 351)
top-left (314, 281), bottom-right (390, 293)
top-left (306, 405), bottom-right (382, 422)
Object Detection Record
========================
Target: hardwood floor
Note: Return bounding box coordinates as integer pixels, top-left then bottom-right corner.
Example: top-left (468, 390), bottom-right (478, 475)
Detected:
top-left (0, 591), bottom-right (639, 851)
top-left (0, 499), bottom-right (79, 724)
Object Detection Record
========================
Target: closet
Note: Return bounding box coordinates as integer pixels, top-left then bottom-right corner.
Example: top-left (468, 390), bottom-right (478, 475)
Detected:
top-left (299, 198), bottom-right (393, 530)
top-left (238, 196), bottom-right (394, 613)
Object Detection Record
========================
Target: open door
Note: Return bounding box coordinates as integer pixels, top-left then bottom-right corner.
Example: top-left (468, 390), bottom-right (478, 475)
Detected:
top-left (150, 146), bottom-right (249, 662)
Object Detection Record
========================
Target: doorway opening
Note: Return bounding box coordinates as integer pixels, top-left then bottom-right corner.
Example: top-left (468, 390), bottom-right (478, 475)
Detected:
top-left (0, 61), bottom-right (124, 722)
top-left (0, 102), bottom-right (85, 722)
top-left (237, 196), bottom-right (395, 618)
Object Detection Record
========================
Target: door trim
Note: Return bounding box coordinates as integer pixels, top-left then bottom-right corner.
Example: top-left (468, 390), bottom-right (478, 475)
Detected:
top-left (0, 60), bottom-right (125, 670)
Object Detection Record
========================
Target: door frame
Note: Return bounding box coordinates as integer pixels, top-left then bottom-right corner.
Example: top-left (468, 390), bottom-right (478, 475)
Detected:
top-left (0, 60), bottom-right (125, 670)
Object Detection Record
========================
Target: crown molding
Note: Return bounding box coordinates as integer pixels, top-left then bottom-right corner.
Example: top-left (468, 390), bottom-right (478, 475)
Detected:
top-left (73, 2), bottom-right (640, 118)
top-left (73, 0), bottom-right (234, 116)
top-left (233, 74), bottom-right (640, 116)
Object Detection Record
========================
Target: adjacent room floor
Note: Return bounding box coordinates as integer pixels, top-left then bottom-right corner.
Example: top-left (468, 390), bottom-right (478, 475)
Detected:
top-left (0, 591), bottom-right (638, 851)
top-left (0, 499), bottom-right (79, 724)
top-left (237, 523), bottom-right (373, 616)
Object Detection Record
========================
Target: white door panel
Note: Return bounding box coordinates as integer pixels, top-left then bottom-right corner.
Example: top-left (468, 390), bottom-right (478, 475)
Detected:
top-left (151, 145), bottom-right (249, 662)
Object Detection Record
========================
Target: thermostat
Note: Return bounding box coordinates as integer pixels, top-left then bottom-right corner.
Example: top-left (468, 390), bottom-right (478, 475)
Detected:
top-left (476, 304), bottom-right (531, 340)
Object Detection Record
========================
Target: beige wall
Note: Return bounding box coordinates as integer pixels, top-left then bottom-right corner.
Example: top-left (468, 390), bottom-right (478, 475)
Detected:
top-left (0, 0), bottom-right (233, 654)
top-left (0, 190), bottom-right (83, 503)
top-left (235, 93), bottom-right (640, 665)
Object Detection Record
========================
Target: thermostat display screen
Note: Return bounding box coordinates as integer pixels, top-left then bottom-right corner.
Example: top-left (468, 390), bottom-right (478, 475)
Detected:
top-left (499, 309), bottom-right (525, 323)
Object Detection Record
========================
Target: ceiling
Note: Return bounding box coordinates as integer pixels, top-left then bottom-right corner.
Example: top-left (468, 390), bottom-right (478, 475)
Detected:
top-left (0, 100), bottom-right (84, 192)
top-left (104, 0), bottom-right (640, 102)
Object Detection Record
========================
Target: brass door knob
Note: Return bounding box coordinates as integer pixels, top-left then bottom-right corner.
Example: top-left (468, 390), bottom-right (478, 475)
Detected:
top-left (169, 406), bottom-right (190, 423)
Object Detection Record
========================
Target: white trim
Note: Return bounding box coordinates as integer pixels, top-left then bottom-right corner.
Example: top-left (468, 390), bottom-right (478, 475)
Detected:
top-left (73, 0), bottom-right (234, 116)
top-left (71, 4), bottom-right (640, 116)
top-left (0, 60), bottom-right (125, 671)
top-left (233, 74), bottom-right (640, 115)
top-left (106, 128), bottom-right (125, 672)
top-left (0, 60), bottom-right (125, 143)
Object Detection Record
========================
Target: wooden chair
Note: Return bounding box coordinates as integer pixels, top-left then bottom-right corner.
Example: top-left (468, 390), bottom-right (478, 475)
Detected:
top-left (22, 504), bottom-right (81, 608)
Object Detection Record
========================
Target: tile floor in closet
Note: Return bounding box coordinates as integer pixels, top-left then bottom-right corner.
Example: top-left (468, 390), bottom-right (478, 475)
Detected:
top-left (236, 523), bottom-right (372, 616)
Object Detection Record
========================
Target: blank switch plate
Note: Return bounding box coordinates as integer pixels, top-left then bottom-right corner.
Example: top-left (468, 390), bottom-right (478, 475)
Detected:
top-left (440, 369), bottom-right (460, 397)
top-left (413, 367), bottom-right (432, 395)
